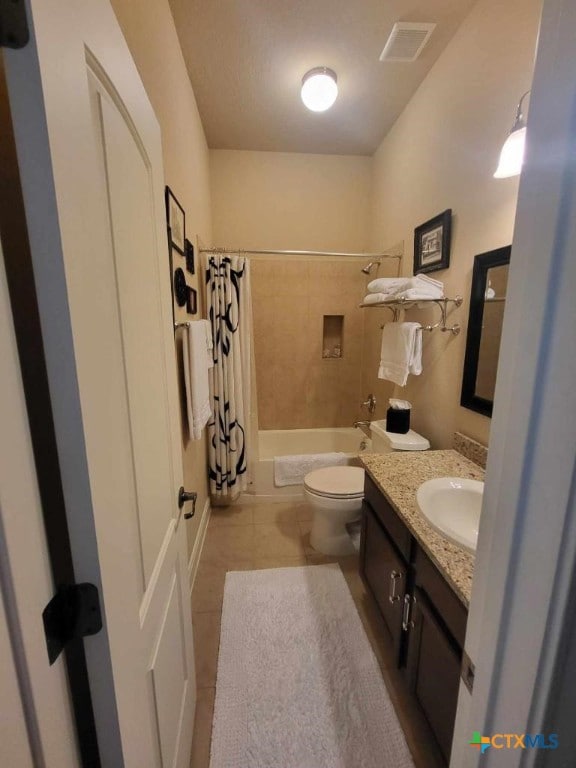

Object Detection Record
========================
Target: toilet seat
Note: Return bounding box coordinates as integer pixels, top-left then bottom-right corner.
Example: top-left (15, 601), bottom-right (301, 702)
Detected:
top-left (304, 466), bottom-right (364, 500)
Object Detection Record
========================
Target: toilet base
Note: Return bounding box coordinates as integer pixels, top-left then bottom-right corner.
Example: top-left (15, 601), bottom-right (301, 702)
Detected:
top-left (305, 490), bottom-right (363, 556)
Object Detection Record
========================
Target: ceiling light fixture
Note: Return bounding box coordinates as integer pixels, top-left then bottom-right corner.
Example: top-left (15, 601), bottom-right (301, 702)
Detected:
top-left (494, 90), bottom-right (530, 179)
top-left (301, 67), bottom-right (338, 112)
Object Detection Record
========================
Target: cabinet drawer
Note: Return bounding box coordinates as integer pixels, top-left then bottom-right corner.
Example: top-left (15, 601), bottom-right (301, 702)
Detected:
top-left (364, 474), bottom-right (413, 562)
top-left (361, 503), bottom-right (407, 665)
top-left (414, 546), bottom-right (468, 648)
top-left (407, 587), bottom-right (461, 764)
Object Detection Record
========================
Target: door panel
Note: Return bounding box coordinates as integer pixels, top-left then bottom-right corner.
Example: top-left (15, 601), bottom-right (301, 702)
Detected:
top-left (4, 1), bottom-right (195, 765)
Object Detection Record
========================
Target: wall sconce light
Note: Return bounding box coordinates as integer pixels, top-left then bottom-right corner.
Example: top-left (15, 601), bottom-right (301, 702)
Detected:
top-left (301, 67), bottom-right (338, 112)
top-left (494, 90), bottom-right (530, 179)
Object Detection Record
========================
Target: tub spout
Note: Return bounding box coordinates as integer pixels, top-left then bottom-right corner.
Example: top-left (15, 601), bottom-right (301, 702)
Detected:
top-left (354, 420), bottom-right (371, 438)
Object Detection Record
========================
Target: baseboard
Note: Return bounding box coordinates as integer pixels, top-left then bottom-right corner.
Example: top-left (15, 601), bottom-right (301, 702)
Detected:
top-left (187, 497), bottom-right (210, 595)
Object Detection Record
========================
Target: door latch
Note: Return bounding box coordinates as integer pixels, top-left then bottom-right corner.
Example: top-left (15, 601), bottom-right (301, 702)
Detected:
top-left (178, 487), bottom-right (197, 519)
top-left (0, 0), bottom-right (29, 48)
top-left (42, 583), bottom-right (102, 665)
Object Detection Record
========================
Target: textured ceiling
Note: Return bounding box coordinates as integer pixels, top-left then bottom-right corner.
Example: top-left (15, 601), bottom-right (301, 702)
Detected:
top-left (169, 0), bottom-right (477, 156)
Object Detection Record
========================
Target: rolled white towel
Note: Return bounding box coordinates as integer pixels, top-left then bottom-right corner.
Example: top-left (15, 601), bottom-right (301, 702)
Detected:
top-left (388, 286), bottom-right (444, 301)
top-left (362, 292), bottom-right (390, 305)
top-left (367, 277), bottom-right (410, 294)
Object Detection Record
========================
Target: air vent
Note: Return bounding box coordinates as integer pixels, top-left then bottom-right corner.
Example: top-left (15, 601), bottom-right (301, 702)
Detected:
top-left (379, 22), bottom-right (436, 63)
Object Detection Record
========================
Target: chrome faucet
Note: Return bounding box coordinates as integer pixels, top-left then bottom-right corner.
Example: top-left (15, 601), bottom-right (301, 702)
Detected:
top-left (354, 420), bottom-right (371, 438)
top-left (361, 394), bottom-right (377, 414)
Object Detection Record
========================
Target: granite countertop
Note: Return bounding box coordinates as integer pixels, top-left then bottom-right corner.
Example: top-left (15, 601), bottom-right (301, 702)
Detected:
top-left (359, 450), bottom-right (485, 607)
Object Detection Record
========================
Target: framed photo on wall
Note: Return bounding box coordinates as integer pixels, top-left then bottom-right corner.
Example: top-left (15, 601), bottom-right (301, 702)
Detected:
top-left (184, 238), bottom-right (195, 275)
top-left (165, 186), bottom-right (185, 255)
top-left (414, 209), bottom-right (452, 274)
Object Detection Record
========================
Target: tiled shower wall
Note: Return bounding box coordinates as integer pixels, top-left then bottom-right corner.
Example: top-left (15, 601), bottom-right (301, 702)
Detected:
top-left (252, 258), bottom-right (390, 429)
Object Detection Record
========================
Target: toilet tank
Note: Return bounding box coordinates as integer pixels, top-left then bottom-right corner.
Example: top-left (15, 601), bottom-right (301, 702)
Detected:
top-left (369, 420), bottom-right (430, 453)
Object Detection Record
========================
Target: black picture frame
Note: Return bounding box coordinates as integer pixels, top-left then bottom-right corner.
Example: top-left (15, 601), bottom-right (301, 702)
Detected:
top-left (184, 238), bottom-right (195, 275)
top-left (165, 186), bottom-right (185, 255)
top-left (186, 287), bottom-right (197, 315)
top-left (414, 209), bottom-right (452, 275)
top-left (460, 245), bottom-right (511, 417)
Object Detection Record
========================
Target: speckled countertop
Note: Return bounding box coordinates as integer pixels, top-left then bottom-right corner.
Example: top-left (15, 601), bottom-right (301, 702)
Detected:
top-left (359, 450), bottom-right (485, 607)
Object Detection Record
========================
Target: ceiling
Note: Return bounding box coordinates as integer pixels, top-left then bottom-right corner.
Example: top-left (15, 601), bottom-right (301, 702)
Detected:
top-left (168, 0), bottom-right (477, 156)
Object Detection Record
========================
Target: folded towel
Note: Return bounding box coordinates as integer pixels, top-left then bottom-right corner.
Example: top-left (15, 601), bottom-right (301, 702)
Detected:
top-left (367, 277), bottom-right (410, 294)
top-left (183, 322), bottom-right (213, 440)
top-left (416, 274), bottom-right (444, 289)
top-left (378, 322), bottom-right (422, 386)
top-left (203, 319), bottom-right (214, 369)
top-left (386, 286), bottom-right (444, 301)
top-left (274, 453), bottom-right (349, 487)
top-left (362, 292), bottom-right (390, 305)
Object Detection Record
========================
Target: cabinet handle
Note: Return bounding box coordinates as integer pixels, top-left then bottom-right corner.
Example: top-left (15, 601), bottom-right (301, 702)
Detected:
top-left (388, 570), bottom-right (401, 603)
top-left (402, 593), bottom-right (414, 631)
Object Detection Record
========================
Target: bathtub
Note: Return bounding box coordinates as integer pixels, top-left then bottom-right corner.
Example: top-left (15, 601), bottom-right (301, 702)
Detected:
top-left (247, 428), bottom-right (371, 500)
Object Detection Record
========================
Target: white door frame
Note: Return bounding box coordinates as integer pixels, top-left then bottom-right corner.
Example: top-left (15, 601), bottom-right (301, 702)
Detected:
top-left (452, 0), bottom-right (576, 764)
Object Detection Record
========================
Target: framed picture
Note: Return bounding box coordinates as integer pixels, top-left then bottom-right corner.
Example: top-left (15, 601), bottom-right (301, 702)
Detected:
top-left (165, 186), bottom-right (185, 255)
top-left (184, 238), bottom-right (195, 275)
top-left (186, 287), bottom-right (197, 315)
top-left (173, 267), bottom-right (188, 307)
top-left (414, 209), bottom-right (452, 274)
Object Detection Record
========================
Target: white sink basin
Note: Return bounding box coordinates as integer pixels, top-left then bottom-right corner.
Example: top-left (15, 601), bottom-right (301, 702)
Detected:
top-left (416, 477), bottom-right (484, 553)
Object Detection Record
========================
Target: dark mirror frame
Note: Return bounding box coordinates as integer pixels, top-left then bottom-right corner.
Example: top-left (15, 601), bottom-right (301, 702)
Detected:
top-left (460, 245), bottom-right (511, 417)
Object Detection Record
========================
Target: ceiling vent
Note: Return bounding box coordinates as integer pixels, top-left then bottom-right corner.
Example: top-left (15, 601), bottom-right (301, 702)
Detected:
top-left (379, 22), bottom-right (436, 63)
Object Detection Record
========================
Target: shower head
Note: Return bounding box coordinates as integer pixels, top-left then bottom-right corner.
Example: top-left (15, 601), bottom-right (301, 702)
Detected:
top-left (361, 260), bottom-right (381, 274)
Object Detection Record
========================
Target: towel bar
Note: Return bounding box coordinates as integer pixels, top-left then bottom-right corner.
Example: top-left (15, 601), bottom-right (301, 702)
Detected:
top-left (362, 296), bottom-right (463, 336)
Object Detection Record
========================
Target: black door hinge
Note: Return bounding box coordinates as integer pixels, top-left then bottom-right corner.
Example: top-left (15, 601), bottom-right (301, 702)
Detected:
top-left (0, 0), bottom-right (29, 49)
top-left (42, 583), bottom-right (103, 665)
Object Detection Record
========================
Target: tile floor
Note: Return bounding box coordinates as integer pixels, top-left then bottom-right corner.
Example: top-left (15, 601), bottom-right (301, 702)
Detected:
top-left (189, 500), bottom-right (444, 768)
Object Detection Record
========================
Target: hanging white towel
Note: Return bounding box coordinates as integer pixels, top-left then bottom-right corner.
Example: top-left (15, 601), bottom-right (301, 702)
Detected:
top-left (183, 322), bottom-right (212, 440)
top-left (274, 453), bottom-right (349, 487)
top-left (378, 322), bottom-right (422, 387)
top-left (203, 319), bottom-right (214, 369)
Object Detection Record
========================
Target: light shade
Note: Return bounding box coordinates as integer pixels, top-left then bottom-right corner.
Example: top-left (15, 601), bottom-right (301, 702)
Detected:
top-left (301, 67), bottom-right (338, 112)
top-left (494, 126), bottom-right (527, 179)
top-left (494, 90), bottom-right (530, 179)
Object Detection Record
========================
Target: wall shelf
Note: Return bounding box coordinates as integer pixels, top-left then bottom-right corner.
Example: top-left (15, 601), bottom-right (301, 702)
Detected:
top-left (360, 296), bottom-right (463, 336)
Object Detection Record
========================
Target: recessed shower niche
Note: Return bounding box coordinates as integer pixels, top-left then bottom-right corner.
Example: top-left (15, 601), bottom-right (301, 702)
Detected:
top-left (322, 315), bottom-right (344, 359)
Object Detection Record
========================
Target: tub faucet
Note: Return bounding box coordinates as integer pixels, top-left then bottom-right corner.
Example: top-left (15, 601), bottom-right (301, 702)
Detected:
top-left (361, 394), bottom-right (377, 414)
top-left (354, 420), bottom-right (371, 438)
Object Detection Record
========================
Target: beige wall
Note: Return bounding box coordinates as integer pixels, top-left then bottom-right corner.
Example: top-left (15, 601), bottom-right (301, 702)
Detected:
top-left (110, 0), bottom-right (212, 552)
top-left (210, 150), bottom-right (371, 251)
top-left (210, 150), bottom-right (373, 429)
top-left (367, 0), bottom-right (542, 449)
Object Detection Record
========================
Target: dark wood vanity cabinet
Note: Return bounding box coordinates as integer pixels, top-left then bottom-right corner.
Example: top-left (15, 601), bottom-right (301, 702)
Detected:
top-left (360, 474), bottom-right (468, 765)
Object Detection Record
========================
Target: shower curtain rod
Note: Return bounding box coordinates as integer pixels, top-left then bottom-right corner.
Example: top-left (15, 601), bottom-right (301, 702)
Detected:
top-left (199, 247), bottom-right (401, 260)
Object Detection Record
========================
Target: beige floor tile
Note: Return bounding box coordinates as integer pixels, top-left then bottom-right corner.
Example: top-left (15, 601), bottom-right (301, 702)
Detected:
top-left (192, 561), bottom-right (251, 613)
top-left (201, 525), bottom-right (254, 566)
top-left (251, 557), bottom-right (308, 570)
top-left (209, 505), bottom-right (254, 528)
top-left (253, 521), bottom-right (306, 559)
top-left (190, 687), bottom-right (215, 768)
top-left (193, 612), bottom-right (221, 688)
top-left (252, 501), bottom-right (312, 525)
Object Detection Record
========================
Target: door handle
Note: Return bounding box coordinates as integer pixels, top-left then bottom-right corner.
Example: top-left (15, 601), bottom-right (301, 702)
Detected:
top-left (388, 570), bottom-right (401, 603)
top-left (178, 487), bottom-right (197, 519)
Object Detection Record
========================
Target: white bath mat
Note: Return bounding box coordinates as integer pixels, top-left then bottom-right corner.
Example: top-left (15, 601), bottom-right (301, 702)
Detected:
top-left (210, 564), bottom-right (415, 768)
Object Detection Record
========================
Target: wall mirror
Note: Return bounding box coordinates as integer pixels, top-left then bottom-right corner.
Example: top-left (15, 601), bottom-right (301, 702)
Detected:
top-left (461, 245), bottom-right (511, 417)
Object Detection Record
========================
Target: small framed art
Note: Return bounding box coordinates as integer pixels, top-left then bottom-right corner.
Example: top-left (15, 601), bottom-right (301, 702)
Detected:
top-left (414, 209), bottom-right (452, 275)
top-left (184, 238), bottom-right (195, 275)
top-left (186, 287), bottom-right (197, 315)
top-left (165, 186), bottom-right (185, 255)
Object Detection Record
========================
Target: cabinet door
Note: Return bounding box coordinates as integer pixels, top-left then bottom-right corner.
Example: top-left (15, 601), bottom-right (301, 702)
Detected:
top-left (406, 588), bottom-right (461, 764)
top-left (361, 503), bottom-right (407, 665)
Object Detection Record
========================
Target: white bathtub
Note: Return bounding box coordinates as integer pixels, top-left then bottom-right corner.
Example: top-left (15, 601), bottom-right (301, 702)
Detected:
top-left (248, 428), bottom-right (371, 500)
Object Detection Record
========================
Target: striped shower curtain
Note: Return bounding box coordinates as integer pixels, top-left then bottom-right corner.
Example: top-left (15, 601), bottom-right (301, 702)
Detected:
top-left (204, 254), bottom-right (253, 499)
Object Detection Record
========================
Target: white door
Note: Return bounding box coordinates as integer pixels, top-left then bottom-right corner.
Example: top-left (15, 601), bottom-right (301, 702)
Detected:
top-left (4, 1), bottom-right (195, 766)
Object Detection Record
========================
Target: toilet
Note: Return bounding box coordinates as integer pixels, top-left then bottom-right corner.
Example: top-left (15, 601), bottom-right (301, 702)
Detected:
top-left (304, 423), bottom-right (430, 556)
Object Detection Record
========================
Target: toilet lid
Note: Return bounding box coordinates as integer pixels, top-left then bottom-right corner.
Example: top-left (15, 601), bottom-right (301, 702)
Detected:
top-left (304, 466), bottom-right (365, 498)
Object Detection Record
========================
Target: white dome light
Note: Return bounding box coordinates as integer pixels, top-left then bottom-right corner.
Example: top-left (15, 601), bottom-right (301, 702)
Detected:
top-left (493, 126), bottom-right (527, 178)
top-left (301, 67), bottom-right (338, 112)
